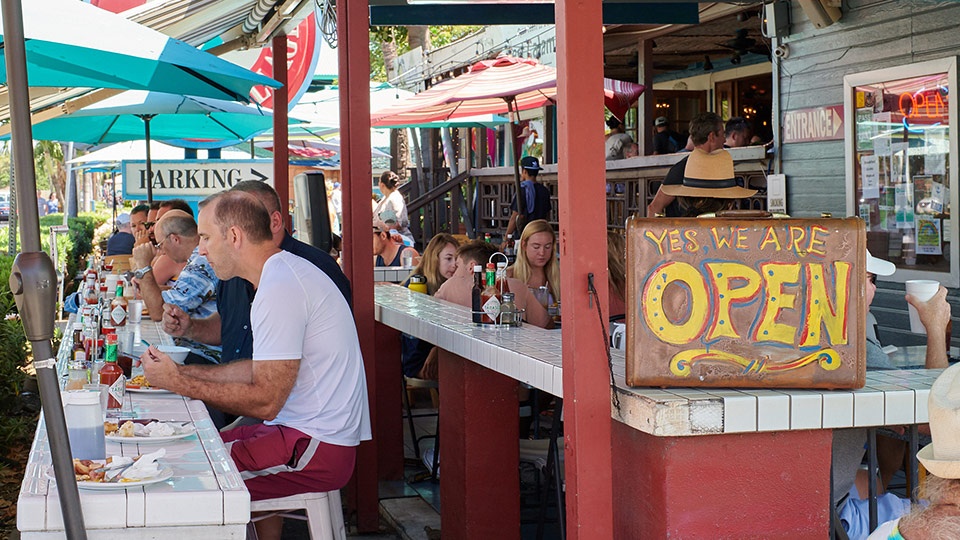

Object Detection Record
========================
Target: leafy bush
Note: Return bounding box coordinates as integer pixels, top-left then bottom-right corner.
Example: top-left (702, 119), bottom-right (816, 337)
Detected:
top-left (0, 253), bottom-right (28, 415)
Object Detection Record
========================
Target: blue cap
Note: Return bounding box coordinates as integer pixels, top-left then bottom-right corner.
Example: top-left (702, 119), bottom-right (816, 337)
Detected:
top-left (520, 156), bottom-right (542, 171)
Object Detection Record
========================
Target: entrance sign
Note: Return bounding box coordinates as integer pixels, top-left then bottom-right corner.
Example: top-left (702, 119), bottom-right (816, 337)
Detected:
top-left (782, 105), bottom-right (844, 143)
top-left (121, 160), bottom-right (273, 199)
top-left (625, 216), bottom-right (866, 389)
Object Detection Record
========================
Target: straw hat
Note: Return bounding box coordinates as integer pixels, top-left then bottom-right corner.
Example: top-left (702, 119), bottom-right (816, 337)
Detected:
top-left (660, 148), bottom-right (757, 199)
top-left (917, 363), bottom-right (960, 479)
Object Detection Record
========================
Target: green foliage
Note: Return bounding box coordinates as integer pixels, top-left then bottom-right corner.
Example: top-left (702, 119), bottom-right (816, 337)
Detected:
top-left (370, 25), bottom-right (482, 82)
top-left (0, 253), bottom-right (28, 416)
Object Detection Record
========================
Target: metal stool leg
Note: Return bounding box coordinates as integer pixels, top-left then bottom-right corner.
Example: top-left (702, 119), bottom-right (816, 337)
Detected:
top-left (536, 398), bottom-right (564, 540)
top-left (867, 427), bottom-right (878, 532)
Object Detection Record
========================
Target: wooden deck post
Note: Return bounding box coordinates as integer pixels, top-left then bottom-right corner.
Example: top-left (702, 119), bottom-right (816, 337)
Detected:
top-left (337, 0), bottom-right (378, 531)
top-left (555, 1), bottom-right (615, 538)
top-left (271, 34), bottom-right (290, 231)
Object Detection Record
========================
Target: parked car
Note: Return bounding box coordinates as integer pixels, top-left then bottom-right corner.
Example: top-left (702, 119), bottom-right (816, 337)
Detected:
top-left (0, 194), bottom-right (9, 221)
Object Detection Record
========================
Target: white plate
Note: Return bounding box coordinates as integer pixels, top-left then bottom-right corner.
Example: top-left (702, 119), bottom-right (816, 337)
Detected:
top-left (105, 423), bottom-right (196, 444)
top-left (125, 386), bottom-right (173, 394)
top-left (46, 465), bottom-right (173, 490)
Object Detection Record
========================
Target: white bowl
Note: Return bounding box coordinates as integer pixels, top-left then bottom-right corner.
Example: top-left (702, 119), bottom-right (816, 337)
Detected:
top-left (157, 345), bottom-right (190, 364)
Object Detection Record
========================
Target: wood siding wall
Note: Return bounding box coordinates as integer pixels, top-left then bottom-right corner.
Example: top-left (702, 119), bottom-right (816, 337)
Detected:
top-left (780, 0), bottom-right (960, 350)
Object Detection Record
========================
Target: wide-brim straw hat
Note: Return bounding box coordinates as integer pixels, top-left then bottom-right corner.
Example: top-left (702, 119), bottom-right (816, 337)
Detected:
top-left (917, 362), bottom-right (960, 479)
top-left (660, 148), bottom-right (757, 199)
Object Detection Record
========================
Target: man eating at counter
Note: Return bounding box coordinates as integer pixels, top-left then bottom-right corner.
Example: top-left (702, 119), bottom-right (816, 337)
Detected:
top-left (140, 191), bottom-right (370, 540)
top-left (159, 181), bottom-right (351, 425)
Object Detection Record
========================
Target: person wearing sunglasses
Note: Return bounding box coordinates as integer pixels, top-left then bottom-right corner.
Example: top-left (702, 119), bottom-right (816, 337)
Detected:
top-left (833, 250), bottom-right (951, 539)
top-left (132, 210), bottom-right (220, 364)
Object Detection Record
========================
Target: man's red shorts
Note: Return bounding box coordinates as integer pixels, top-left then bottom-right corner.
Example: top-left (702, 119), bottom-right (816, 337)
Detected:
top-left (222, 423), bottom-right (356, 501)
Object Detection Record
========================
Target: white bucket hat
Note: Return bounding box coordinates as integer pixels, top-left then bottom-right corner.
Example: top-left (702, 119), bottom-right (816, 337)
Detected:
top-left (866, 249), bottom-right (895, 277)
top-left (918, 363), bottom-right (960, 479)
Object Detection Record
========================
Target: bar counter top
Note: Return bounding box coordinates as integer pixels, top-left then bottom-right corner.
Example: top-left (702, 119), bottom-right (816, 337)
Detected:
top-left (375, 283), bottom-right (942, 437)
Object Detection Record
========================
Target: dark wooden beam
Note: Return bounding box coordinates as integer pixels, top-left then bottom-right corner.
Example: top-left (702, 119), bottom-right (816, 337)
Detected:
top-left (370, 3), bottom-right (698, 25)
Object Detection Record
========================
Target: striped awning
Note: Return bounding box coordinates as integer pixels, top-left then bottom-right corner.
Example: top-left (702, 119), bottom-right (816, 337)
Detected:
top-left (371, 56), bottom-right (644, 127)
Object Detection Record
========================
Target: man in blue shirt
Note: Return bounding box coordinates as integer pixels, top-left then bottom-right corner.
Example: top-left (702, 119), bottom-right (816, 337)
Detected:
top-left (160, 181), bottom-right (351, 427)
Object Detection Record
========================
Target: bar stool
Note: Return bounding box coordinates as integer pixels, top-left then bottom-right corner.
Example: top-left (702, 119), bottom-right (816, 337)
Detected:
top-left (402, 375), bottom-right (440, 481)
top-left (247, 490), bottom-right (346, 540)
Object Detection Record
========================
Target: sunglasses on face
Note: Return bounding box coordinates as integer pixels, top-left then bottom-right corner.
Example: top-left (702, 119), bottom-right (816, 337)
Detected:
top-left (868, 273), bottom-right (877, 284)
top-left (143, 221), bottom-right (156, 228)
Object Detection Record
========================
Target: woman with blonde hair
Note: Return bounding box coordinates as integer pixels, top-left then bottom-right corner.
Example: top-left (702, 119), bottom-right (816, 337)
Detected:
top-left (402, 233), bottom-right (460, 379)
top-left (507, 219), bottom-right (560, 305)
top-left (406, 233), bottom-right (459, 295)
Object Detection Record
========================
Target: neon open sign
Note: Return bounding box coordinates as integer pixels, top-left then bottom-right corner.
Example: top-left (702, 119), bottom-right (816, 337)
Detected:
top-left (899, 86), bottom-right (948, 120)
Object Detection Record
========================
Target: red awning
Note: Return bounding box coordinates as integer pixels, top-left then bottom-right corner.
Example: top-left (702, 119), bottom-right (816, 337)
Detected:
top-left (371, 55), bottom-right (643, 127)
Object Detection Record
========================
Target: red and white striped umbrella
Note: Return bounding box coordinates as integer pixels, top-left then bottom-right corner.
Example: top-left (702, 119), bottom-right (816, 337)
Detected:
top-left (371, 55), bottom-right (644, 127)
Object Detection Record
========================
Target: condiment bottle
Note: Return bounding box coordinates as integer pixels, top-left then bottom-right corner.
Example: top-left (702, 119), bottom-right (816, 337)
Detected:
top-left (63, 390), bottom-right (106, 460)
top-left (495, 262), bottom-right (511, 295)
top-left (65, 358), bottom-right (88, 391)
top-left (98, 333), bottom-right (124, 410)
top-left (480, 263), bottom-right (501, 324)
top-left (82, 275), bottom-right (98, 305)
top-left (408, 274), bottom-right (428, 294)
top-left (500, 292), bottom-right (519, 327)
top-left (109, 284), bottom-right (128, 327)
top-left (471, 265), bottom-right (483, 324)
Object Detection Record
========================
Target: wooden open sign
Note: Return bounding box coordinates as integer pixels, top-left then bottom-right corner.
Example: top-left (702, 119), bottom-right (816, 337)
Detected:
top-left (625, 216), bottom-right (866, 389)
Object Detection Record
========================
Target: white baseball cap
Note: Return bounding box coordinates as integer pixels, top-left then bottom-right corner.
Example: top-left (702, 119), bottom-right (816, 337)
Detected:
top-left (866, 249), bottom-right (895, 276)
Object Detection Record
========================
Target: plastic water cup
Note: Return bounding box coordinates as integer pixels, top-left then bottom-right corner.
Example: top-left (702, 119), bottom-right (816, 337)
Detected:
top-left (83, 383), bottom-right (109, 421)
top-left (401, 251), bottom-right (414, 269)
top-left (905, 280), bottom-right (940, 334)
top-left (127, 299), bottom-right (143, 324)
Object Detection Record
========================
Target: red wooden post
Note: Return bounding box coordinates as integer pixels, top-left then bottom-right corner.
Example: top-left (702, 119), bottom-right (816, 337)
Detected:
top-left (337, 0), bottom-right (377, 531)
top-left (375, 322), bottom-right (404, 481)
top-left (611, 423), bottom-right (832, 537)
top-left (438, 350), bottom-right (520, 540)
top-left (555, 1), bottom-right (615, 538)
top-left (271, 34), bottom-right (290, 232)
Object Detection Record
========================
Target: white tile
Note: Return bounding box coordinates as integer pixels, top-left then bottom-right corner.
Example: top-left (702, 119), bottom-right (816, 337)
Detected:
top-left (222, 489), bottom-right (251, 525)
top-left (747, 390), bottom-right (790, 431)
top-left (143, 477), bottom-right (223, 526)
top-left (884, 389), bottom-right (916, 425)
top-left (782, 390), bottom-right (823, 431)
top-left (853, 390), bottom-right (885, 427)
top-left (916, 388), bottom-right (931, 423)
top-left (822, 392), bottom-right (854, 429)
top-left (15, 494), bottom-right (46, 531)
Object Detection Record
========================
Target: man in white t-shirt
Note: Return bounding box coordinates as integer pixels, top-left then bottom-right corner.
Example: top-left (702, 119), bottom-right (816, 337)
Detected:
top-left (140, 190), bottom-right (370, 540)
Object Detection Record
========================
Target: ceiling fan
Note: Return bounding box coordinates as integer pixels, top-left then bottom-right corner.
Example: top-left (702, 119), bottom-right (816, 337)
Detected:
top-left (718, 29), bottom-right (770, 64)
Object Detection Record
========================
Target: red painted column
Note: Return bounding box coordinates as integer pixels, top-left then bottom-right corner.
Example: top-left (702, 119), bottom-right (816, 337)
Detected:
top-left (611, 423), bottom-right (832, 537)
top-left (439, 350), bottom-right (520, 540)
top-left (375, 322), bottom-right (404, 481)
top-left (337, 0), bottom-right (377, 531)
top-left (271, 34), bottom-right (290, 232)
top-left (555, 1), bottom-right (615, 538)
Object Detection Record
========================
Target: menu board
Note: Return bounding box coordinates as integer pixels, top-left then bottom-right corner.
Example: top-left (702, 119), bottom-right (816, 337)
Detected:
top-left (852, 72), bottom-right (951, 273)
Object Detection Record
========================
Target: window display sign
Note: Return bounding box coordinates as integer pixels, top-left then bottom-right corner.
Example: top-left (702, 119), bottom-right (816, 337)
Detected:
top-left (844, 58), bottom-right (959, 287)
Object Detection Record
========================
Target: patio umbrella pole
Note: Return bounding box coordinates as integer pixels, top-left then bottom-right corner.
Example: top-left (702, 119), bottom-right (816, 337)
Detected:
top-left (504, 97), bottom-right (526, 226)
top-left (0, 0), bottom-right (87, 538)
top-left (143, 115), bottom-right (155, 204)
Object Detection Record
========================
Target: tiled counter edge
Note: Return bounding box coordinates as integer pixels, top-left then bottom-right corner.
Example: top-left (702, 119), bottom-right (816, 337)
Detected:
top-left (374, 284), bottom-right (942, 437)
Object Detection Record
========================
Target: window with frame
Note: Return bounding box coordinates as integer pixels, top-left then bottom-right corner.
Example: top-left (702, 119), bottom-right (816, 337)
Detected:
top-left (845, 58), bottom-right (957, 287)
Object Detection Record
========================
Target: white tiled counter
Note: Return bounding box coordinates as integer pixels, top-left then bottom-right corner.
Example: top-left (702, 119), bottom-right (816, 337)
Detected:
top-left (374, 283), bottom-right (942, 437)
top-left (18, 320), bottom-right (250, 538)
top-left (374, 266), bottom-right (410, 284)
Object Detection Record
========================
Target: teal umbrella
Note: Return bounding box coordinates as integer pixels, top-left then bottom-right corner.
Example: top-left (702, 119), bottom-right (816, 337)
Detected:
top-left (0, 0), bottom-right (280, 101)
top-left (20, 91), bottom-right (300, 202)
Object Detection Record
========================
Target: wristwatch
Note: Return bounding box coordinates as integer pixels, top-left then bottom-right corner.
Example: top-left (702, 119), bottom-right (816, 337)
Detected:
top-left (133, 265), bottom-right (152, 279)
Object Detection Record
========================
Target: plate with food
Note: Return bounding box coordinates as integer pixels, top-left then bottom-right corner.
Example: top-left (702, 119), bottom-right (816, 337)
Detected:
top-left (47, 449), bottom-right (172, 489)
top-left (125, 374), bottom-right (172, 394)
top-left (104, 420), bottom-right (195, 443)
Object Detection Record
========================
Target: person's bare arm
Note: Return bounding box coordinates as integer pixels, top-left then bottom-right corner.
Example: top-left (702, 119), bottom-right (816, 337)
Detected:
top-left (131, 242), bottom-right (166, 319)
top-left (151, 254), bottom-right (184, 287)
top-left (141, 347), bottom-right (298, 420)
top-left (647, 187), bottom-right (675, 217)
top-left (520, 286), bottom-right (554, 329)
top-left (162, 304), bottom-right (222, 345)
top-left (907, 286), bottom-right (952, 369)
top-left (504, 211), bottom-right (519, 243)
